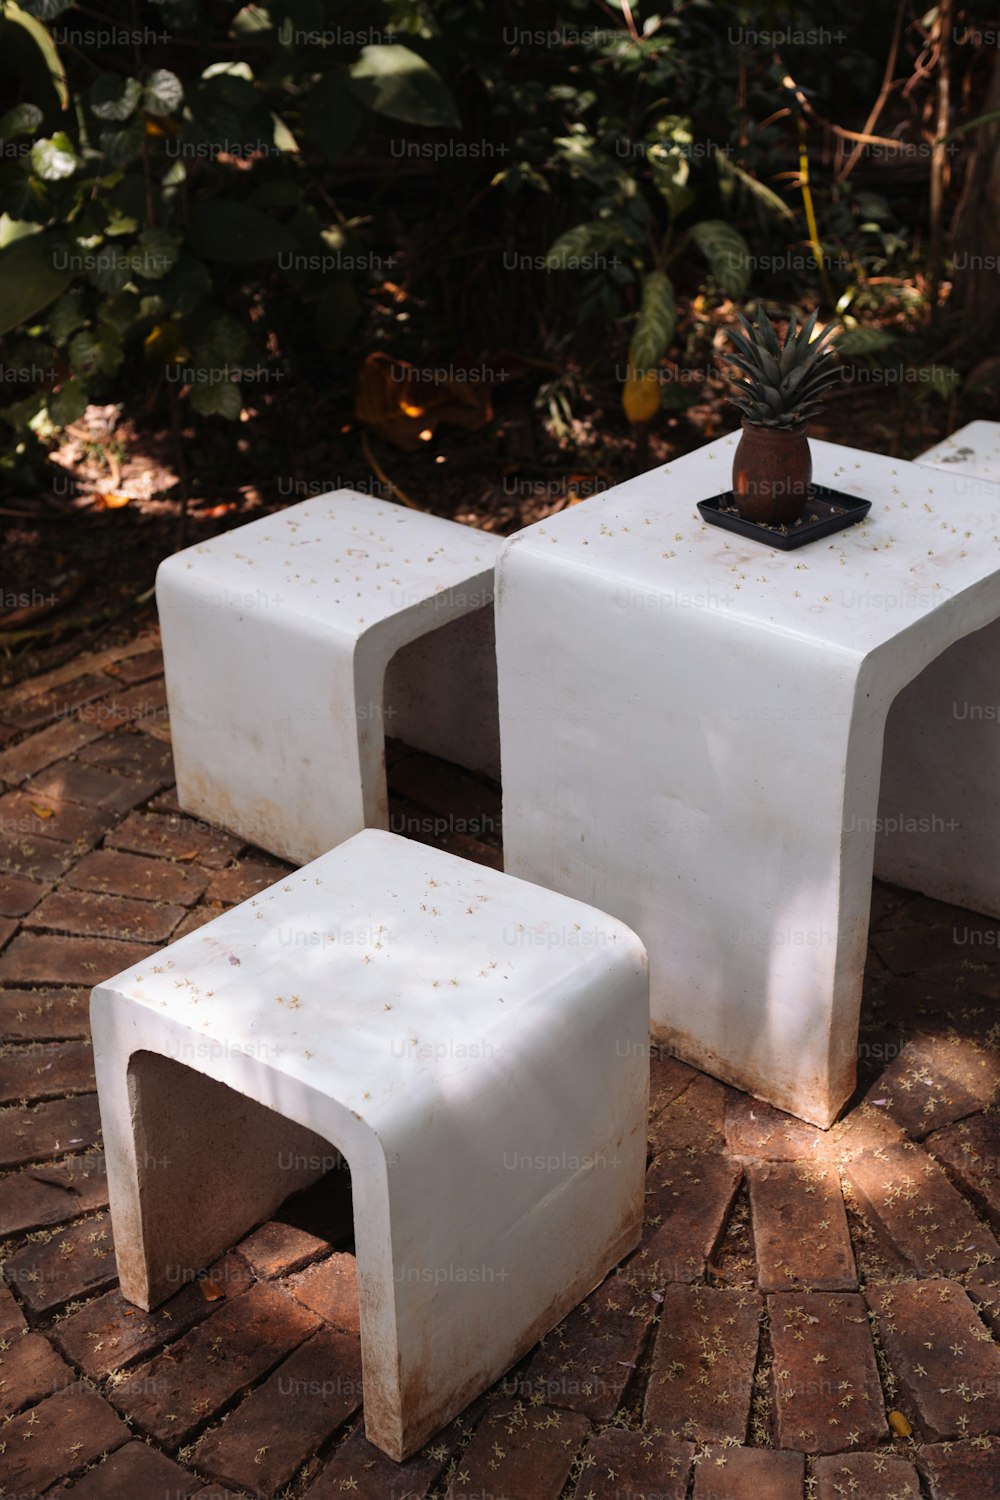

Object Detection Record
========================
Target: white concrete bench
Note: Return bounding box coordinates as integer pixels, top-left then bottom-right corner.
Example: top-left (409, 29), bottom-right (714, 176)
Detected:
top-left (156, 493), bottom-right (502, 864)
top-left (915, 420), bottom-right (1000, 484)
top-left (91, 829), bottom-right (648, 1460)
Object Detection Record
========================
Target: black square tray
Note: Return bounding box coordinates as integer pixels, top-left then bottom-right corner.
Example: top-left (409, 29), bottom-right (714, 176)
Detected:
top-left (697, 487), bottom-right (871, 550)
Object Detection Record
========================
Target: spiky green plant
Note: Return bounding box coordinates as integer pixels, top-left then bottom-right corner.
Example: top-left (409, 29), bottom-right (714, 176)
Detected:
top-left (723, 308), bottom-right (840, 429)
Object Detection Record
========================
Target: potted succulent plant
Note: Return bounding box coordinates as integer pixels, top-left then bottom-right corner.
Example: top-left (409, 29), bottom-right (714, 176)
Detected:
top-left (723, 308), bottom-right (840, 527)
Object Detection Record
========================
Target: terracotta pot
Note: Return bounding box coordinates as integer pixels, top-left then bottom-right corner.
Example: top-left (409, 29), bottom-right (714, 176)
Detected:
top-left (731, 419), bottom-right (812, 526)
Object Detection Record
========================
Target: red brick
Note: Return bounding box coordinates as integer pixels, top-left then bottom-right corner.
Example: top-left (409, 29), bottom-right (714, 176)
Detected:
top-left (62, 1439), bottom-right (200, 1499)
top-left (0, 1279), bottom-right (26, 1338)
top-left (0, 1155), bottom-right (108, 1235)
top-left (76, 723), bottom-right (173, 774)
top-left (67, 847), bottom-right (209, 906)
top-left (572, 1431), bottom-right (693, 1500)
top-left (649, 1048), bottom-right (698, 1115)
top-left (518, 1267), bottom-right (653, 1420)
top-left (206, 859), bottom-right (289, 905)
top-left (26, 757), bottom-right (165, 814)
top-left (872, 920), bottom-right (1000, 974)
top-left (77, 727), bottom-right (173, 779)
top-left (644, 1286), bottom-right (761, 1441)
top-left (26, 887), bottom-right (185, 943)
top-left (748, 1163), bottom-right (856, 1292)
top-left (0, 787), bottom-right (107, 845)
top-left (236, 1220), bottom-right (332, 1279)
top-left (865, 1033), bottom-right (1000, 1139)
top-left (0, 674), bottom-right (113, 732)
top-left (917, 1437), bottom-right (1000, 1500)
top-left (0, 932), bottom-right (154, 985)
top-left (101, 648), bottom-right (164, 685)
top-left (445, 1399), bottom-right (590, 1500)
top-left (0, 718), bottom-right (108, 787)
top-left (769, 1291), bottom-right (888, 1454)
top-left (0, 1039), bottom-right (94, 1103)
top-left (866, 1279), bottom-right (1000, 1440)
top-left (193, 1327), bottom-right (362, 1495)
top-left (302, 1420), bottom-right (450, 1500)
top-left (0, 985), bottom-right (90, 1040)
top-left (813, 1453), bottom-right (921, 1500)
top-left (0, 1331), bottom-right (75, 1417)
top-left (3, 634), bottom-right (160, 707)
top-left (284, 1252), bottom-right (359, 1335)
top-left (926, 1111), bottom-right (1000, 1228)
top-left (0, 1384), bottom-right (130, 1494)
top-left (691, 1447), bottom-right (805, 1500)
top-left (51, 1252), bottom-right (253, 1378)
top-left (966, 1272), bottom-right (1000, 1337)
top-left (110, 1282), bottom-right (320, 1443)
top-left (724, 1097), bottom-right (834, 1166)
top-left (0, 830), bottom-right (78, 881)
top-left (102, 679), bottom-right (169, 732)
top-left (172, 906), bottom-right (225, 938)
top-left (845, 1143), bottom-right (1000, 1275)
top-left (0, 872), bottom-right (48, 917)
top-left (107, 809), bottom-right (243, 868)
top-left (649, 1073), bottom-right (727, 1157)
top-left (0, 1093), bottom-right (102, 1167)
top-left (638, 1154), bottom-right (742, 1282)
top-left (4, 1212), bottom-right (116, 1314)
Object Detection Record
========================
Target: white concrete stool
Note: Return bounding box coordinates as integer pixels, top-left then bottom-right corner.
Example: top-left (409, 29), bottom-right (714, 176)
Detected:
top-left (915, 420), bottom-right (1000, 483)
top-left (90, 829), bottom-right (648, 1460)
top-left (497, 434), bottom-right (1000, 1128)
top-left (156, 493), bottom-right (502, 864)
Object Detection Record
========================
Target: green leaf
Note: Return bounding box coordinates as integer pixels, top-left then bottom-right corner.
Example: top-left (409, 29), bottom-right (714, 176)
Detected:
top-left (143, 69), bottom-right (184, 116)
top-left (271, 112), bottom-right (298, 153)
top-left (4, 3), bottom-right (69, 108)
top-left (305, 69), bottom-right (364, 162)
top-left (69, 324), bottom-right (123, 378)
top-left (31, 132), bottom-right (78, 180)
top-left (47, 377), bottom-right (87, 426)
top-left (99, 289), bottom-right (142, 332)
top-left (99, 117), bottom-right (146, 167)
top-left (187, 201), bottom-right (297, 263)
top-left (349, 44), bottom-right (459, 128)
top-left (48, 287), bottom-right (87, 343)
top-left (0, 233), bottom-right (72, 337)
top-left (129, 227), bottom-right (180, 280)
top-left (0, 216), bottom-right (42, 249)
top-left (835, 327), bottom-right (897, 356)
top-left (716, 156), bottom-right (795, 223)
top-left (159, 255), bottom-right (212, 316)
top-left (194, 314), bottom-right (250, 365)
top-left (629, 270), bottom-right (676, 373)
top-left (545, 220), bottom-right (629, 269)
top-left (89, 74), bottom-right (142, 123)
top-left (0, 103), bottom-right (43, 139)
top-left (690, 220), bottom-right (751, 298)
top-left (191, 379), bottom-right (242, 418)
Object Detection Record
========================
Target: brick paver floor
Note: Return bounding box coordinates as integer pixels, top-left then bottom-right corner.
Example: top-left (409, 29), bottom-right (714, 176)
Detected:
top-left (0, 627), bottom-right (998, 1498)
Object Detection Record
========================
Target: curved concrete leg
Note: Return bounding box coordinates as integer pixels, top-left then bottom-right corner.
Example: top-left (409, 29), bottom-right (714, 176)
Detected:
top-left (877, 616), bottom-right (1000, 918)
top-left (497, 546), bottom-right (893, 1127)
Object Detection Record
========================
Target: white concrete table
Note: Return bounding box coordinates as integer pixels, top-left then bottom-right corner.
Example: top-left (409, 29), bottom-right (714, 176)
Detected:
top-left (916, 420), bottom-right (1000, 484)
top-left (496, 433), bottom-right (1000, 1127)
top-left (157, 493), bottom-right (501, 864)
top-left (91, 829), bottom-right (648, 1460)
